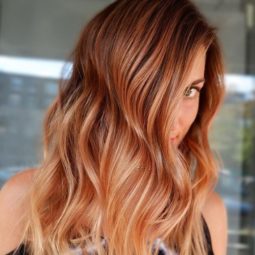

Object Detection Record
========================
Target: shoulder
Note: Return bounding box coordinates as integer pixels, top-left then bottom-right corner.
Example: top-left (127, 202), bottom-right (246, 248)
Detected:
top-left (0, 167), bottom-right (37, 254)
top-left (1, 168), bottom-right (37, 193)
top-left (202, 191), bottom-right (228, 255)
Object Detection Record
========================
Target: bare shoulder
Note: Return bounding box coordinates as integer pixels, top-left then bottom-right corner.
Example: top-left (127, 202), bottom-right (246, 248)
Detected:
top-left (202, 191), bottom-right (228, 255)
top-left (1, 168), bottom-right (37, 192)
top-left (0, 167), bottom-right (37, 254)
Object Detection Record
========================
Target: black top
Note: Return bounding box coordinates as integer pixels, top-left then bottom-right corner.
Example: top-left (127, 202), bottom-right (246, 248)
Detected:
top-left (7, 215), bottom-right (214, 255)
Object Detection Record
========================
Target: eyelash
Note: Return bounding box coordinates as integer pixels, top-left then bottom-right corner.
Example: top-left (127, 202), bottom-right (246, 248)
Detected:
top-left (184, 86), bottom-right (202, 98)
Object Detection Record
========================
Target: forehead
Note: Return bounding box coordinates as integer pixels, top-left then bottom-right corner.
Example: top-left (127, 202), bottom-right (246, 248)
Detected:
top-left (185, 47), bottom-right (206, 84)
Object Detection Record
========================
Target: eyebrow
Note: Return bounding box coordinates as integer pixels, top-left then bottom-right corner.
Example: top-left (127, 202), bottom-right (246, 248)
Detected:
top-left (188, 78), bottom-right (205, 87)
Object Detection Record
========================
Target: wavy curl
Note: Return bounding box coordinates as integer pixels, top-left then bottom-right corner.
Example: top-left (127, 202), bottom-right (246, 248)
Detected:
top-left (22, 0), bottom-right (225, 254)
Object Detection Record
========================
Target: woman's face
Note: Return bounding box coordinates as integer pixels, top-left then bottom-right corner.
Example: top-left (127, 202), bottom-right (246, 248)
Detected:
top-left (170, 48), bottom-right (206, 146)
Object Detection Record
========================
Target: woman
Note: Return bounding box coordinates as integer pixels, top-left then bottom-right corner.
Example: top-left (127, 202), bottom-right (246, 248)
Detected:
top-left (0, 0), bottom-right (228, 254)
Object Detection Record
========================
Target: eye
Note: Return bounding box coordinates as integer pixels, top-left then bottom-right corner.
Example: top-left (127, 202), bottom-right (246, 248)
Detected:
top-left (183, 86), bottom-right (201, 98)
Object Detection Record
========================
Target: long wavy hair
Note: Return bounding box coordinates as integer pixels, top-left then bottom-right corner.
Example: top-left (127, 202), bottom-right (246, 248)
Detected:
top-left (20, 0), bottom-right (226, 254)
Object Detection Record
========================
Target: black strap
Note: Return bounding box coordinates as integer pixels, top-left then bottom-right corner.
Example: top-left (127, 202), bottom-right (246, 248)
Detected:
top-left (202, 215), bottom-right (215, 255)
top-left (6, 243), bottom-right (27, 255)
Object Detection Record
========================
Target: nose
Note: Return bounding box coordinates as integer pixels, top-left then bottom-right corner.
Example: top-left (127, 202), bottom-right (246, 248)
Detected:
top-left (170, 118), bottom-right (181, 139)
top-left (170, 103), bottom-right (183, 138)
top-left (170, 129), bottom-right (179, 139)
top-left (170, 131), bottom-right (179, 139)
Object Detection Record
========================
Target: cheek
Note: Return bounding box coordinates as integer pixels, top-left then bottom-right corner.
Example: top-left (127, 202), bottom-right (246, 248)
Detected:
top-left (180, 101), bottom-right (199, 129)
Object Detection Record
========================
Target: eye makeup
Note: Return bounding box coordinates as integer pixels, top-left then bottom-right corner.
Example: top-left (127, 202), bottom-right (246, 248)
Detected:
top-left (184, 85), bottom-right (202, 98)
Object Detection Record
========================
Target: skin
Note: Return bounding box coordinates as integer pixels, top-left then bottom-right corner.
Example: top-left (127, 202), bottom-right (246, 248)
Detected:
top-left (170, 47), bottom-right (228, 254)
top-left (170, 47), bottom-right (206, 147)
top-left (0, 48), bottom-right (228, 255)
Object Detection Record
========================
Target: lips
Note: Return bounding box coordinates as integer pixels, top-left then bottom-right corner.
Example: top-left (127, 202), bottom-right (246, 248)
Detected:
top-left (170, 136), bottom-right (179, 144)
